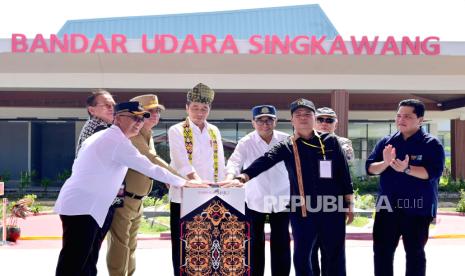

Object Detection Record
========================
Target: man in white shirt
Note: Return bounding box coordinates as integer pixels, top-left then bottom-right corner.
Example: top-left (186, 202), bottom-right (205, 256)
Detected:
top-left (74, 89), bottom-right (118, 275)
top-left (168, 83), bottom-right (226, 275)
top-left (54, 101), bottom-right (204, 276)
top-left (226, 105), bottom-right (291, 276)
top-left (106, 94), bottom-right (181, 276)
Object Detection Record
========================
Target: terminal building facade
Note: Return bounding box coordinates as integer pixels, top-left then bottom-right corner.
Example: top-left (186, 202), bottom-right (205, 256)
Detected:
top-left (1, 4), bottom-right (464, 186)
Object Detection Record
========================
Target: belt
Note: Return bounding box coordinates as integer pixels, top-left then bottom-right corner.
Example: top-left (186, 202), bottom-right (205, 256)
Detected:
top-left (124, 191), bottom-right (146, 200)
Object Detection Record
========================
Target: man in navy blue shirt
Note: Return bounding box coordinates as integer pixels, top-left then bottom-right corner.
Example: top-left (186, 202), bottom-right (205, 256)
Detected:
top-left (224, 98), bottom-right (354, 276)
top-left (366, 99), bottom-right (445, 276)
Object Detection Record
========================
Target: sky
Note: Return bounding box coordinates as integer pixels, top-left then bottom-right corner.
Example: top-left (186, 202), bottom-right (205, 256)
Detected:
top-left (1, 0), bottom-right (465, 40)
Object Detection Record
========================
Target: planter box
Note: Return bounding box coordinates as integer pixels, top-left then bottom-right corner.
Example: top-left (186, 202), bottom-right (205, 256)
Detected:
top-left (0, 225), bottom-right (21, 242)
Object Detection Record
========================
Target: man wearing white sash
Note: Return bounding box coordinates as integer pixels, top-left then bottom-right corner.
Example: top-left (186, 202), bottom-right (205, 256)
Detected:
top-left (167, 83), bottom-right (226, 275)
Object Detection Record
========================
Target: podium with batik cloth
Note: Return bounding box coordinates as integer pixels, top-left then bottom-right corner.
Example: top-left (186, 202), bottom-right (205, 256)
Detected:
top-left (180, 187), bottom-right (250, 275)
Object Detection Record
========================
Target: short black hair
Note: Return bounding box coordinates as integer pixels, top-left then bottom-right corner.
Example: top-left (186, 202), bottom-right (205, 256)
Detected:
top-left (86, 89), bottom-right (113, 116)
top-left (398, 99), bottom-right (425, 118)
top-left (86, 89), bottom-right (112, 107)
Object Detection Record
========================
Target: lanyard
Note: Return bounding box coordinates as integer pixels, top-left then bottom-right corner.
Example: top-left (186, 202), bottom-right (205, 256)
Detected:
top-left (291, 135), bottom-right (307, 218)
top-left (300, 133), bottom-right (326, 160)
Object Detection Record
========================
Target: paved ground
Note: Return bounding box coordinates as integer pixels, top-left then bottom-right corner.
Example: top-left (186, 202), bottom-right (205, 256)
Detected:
top-left (1, 211), bottom-right (464, 275)
top-left (1, 239), bottom-right (465, 275)
top-left (11, 210), bottom-right (465, 240)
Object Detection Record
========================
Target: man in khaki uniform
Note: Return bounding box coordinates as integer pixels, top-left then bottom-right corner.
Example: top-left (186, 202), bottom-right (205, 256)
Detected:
top-left (106, 94), bottom-right (180, 276)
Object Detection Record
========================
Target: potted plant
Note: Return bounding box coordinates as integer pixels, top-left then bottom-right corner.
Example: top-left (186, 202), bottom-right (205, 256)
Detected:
top-left (1, 197), bottom-right (33, 242)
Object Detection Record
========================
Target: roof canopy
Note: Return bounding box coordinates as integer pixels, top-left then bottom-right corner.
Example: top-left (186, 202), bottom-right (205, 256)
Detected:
top-left (58, 4), bottom-right (338, 39)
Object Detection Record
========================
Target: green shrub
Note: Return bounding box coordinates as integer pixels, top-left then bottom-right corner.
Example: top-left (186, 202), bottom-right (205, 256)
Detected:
top-left (139, 217), bottom-right (170, 234)
top-left (40, 178), bottom-right (53, 192)
top-left (19, 170), bottom-right (37, 194)
top-left (352, 176), bottom-right (379, 194)
top-left (355, 193), bottom-right (376, 210)
top-left (143, 194), bottom-right (170, 211)
top-left (351, 216), bottom-right (369, 227)
top-left (0, 170), bottom-right (11, 182)
top-left (439, 177), bottom-right (465, 193)
top-left (23, 194), bottom-right (37, 202)
top-left (456, 189), bottom-right (465, 213)
top-left (23, 194), bottom-right (44, 214)
top-left (56, 169), bottom-right (71, 183)
top-left (30, 205), bottom-right (43, 214)
top-left (142, 196), bottom-right (157, 207)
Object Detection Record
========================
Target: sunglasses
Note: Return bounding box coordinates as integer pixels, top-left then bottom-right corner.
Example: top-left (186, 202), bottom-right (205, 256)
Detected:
top-left (119, 114), bottom-right (145, 123)
top-left (317, 117), bottom-right (336, 124)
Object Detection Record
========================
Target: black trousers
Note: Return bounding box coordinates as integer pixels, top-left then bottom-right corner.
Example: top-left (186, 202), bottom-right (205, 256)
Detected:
top-left (373, 210), bottom-right (432, 276)
top-left (56, 206), bottom-right (115, 276)
top-left (311, 239), bottom-right (322, 276)
top-left (170, 202), bottom-right (181, 276)
top-left (291, 212), bottom-right (346, 276)
top-left (246, 205), bottom-right (291, 276)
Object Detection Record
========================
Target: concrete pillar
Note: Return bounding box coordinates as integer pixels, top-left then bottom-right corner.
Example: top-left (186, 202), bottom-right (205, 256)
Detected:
top-left (451, 119), bottom-right (465, 180)
top-left (428, 121), bottom-right (438, 137)
top-left (331, 90), bottom-right (349, 137)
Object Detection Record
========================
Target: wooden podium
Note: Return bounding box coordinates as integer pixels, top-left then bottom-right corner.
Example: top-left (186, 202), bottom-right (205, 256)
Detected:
top-left (180, 187), bottom-right (250, 275)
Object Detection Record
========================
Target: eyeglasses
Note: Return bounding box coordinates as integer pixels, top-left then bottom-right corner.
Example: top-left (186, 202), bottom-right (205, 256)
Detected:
top-left (148, 108), bottom-right (162, 114)
top-left (118, 114), bottom-right (145, 123)
top-left (255, 119), bottom-right (275, 126)
top-left (316, 117), bottom-right (336, 124)
top-left (94, 103), bottom-right (114, 109)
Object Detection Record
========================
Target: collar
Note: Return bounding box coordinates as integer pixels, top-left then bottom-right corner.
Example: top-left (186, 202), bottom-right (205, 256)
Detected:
top-left (252, 130), bottom-right (278, 144)
top-left (139, 127), bottom-right (153, 141)
top-left (410, 128), bottom-right (426, 141)
top-left (187, 117), bottom-right (209, 133)
top-left (90, 116), bottom-right (111, 126)
top-left (393, 127), bottom-right (425, 142)
top-left (296, 129), bottom-right (320, 143)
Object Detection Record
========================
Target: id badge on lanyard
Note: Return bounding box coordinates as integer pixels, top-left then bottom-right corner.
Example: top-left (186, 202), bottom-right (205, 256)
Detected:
top-left (316, 133), bottom-right (332, 179)
top-left (319, 160), bottom-right (332, 179)
top-left (300, 133), bottom-right (333, 179)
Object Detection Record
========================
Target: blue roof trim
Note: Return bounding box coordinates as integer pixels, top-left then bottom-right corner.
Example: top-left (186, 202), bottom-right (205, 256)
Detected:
top-left (57, 4), bottom-right (339, 39)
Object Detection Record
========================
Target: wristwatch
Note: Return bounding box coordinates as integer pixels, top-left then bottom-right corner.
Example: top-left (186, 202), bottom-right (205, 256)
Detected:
top-left (403, 165), bottom-right (411, 174)
top-left (233, 175), bottom-right (247, 184)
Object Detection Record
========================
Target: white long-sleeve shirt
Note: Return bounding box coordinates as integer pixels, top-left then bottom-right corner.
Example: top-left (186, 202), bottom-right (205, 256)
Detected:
top-left (168, 118), bottom-right (226, 203)
top-left (54, 125), bottom-right (185, 227)
top-left (226, 130), bottom-right (290, 213)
